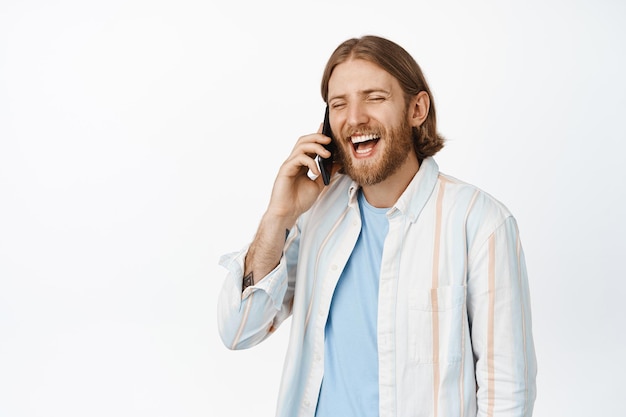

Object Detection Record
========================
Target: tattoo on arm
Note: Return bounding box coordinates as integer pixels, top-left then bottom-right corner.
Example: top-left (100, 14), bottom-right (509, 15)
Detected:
top-left (242, 271), bottom-right (254, 291)
top-left (242, 228), bottom-right (288, 293)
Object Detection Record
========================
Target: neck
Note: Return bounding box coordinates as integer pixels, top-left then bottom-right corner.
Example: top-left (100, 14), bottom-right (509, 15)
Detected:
top-left (361, 154), bottom-right (420, 208)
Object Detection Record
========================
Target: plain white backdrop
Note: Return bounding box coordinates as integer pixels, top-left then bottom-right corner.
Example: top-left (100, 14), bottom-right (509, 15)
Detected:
top-left (1, 0), bottom-right (625, 416)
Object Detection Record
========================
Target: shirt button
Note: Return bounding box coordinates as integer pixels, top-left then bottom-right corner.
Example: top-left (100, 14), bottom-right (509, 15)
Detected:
top-left (315, 354), bottom-right (321, 361)
top-left (304, 400), bottom-right (311, 407)
top-left (331, 264), bottom-right (338, 271)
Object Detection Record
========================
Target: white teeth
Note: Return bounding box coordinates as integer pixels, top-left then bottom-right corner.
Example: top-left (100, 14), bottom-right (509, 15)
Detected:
top-left (351, 134), bottom-right (379, 144)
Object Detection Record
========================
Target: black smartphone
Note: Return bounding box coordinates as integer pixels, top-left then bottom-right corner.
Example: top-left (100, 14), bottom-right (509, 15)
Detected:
top-left (319, 105), bottom-right (336, 185)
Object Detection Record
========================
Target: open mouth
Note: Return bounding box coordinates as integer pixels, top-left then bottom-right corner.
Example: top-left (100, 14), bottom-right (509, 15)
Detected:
top-left (351, 133), bottom-right (381, 155)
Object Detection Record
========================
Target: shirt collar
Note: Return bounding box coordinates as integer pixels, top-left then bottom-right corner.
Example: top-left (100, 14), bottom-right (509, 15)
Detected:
top-left (393, 157), bottom-right (440, 222)
top-left (345, 157), bottom-right (440, 222)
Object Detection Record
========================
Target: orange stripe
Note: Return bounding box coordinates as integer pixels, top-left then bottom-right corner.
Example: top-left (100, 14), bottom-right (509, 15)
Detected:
top-left (231, 291), bottom-right (254, 349)
top-left (487, 236), bottom-right (496, 417)
top-left (431, 288), bottom-right (440, 417)
top-left (431, 180), bottom-right (446, 417)
top-left (432, 179), bottom-right (446, 288)
top-left (304, 206), bottom-right (350, 328)
top-left (459, 190), bottom-right (478, 417)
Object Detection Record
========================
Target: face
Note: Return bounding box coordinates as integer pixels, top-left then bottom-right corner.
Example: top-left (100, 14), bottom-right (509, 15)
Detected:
top-left (327, 58), bottom-right (417, 186)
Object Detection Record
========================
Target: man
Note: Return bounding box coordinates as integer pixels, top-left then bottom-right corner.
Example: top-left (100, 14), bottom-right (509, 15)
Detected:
top-left (217, 35), bottom-right (537, 417)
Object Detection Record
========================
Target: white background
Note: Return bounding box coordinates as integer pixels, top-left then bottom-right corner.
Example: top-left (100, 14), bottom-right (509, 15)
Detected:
top-left (1, 0), bottom-right (625, 416)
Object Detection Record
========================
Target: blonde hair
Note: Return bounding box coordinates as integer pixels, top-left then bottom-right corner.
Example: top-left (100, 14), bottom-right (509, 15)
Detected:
top-left (320, 35), bottom-right (445, 159)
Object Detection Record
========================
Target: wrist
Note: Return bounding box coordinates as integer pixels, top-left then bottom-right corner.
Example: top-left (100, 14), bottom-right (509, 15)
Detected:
top-left (262, 209), bottom-right (298, 232)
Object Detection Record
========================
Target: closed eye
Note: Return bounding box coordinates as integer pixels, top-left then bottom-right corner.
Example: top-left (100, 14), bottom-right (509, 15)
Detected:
top-left (330, 101), bottom-right (346, 110)
top-left (367, 95), bottom-right (386, 102)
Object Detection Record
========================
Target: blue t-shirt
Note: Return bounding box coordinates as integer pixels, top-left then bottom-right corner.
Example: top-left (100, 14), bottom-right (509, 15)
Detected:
top-left (315, 191), bottom-right (389, 417)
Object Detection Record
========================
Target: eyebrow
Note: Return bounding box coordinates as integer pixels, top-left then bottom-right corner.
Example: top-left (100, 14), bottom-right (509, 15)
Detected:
top-left (328, 88), bottom-right (392, 102)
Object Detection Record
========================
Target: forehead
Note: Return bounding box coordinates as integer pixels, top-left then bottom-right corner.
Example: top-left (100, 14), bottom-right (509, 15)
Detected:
top-left (328, 58), bottom-right (400, 98)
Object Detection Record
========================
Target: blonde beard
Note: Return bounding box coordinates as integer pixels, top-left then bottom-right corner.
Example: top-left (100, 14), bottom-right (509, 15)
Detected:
top-left (337, 117), bottom-right (414, 186)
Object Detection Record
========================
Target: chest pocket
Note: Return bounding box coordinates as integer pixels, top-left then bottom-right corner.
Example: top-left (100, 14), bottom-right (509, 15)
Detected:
top-left (408, 285), bottom-right (466, 364)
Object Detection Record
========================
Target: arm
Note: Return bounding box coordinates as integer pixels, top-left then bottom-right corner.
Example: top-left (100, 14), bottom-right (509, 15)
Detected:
top-left (243, 125), bottom-right (332, 286)
top-left (216, 225), bottom-right (300, 350)
top-left (217, 126), bottom-right (333, 350)
top-left (467, 216), bottom-right (537, 416)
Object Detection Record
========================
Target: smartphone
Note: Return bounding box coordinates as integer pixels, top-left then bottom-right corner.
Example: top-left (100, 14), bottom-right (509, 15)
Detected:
top-left (319, 105), bottom-right (336, 185)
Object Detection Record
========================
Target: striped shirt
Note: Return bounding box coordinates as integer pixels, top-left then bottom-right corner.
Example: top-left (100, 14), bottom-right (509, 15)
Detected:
top-left (217, 157), bottom-right (537, 417)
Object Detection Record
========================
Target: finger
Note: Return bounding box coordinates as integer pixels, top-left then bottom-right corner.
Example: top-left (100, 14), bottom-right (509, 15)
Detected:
top-left (293, 141), bottom-right (332, 159)
top-left (295, 131), bottom-right (332, 147)
top-left (306, 156), bottom-right (321, 181)
top-left (281, 153), bottom-right (321, 177)
top-left (307, 169), bottom-right (319, 181)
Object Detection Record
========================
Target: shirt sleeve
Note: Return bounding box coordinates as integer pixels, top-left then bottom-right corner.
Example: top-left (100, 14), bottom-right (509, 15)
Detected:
top-left (216, 226), bottom-right (300, 350)
top-left (466, 216), bottom-right (538, 416)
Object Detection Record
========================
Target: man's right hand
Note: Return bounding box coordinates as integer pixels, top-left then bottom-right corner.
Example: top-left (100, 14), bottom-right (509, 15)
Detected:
top-left (266, 125), bottom-right (334, 226)
top-left (242, 126), bottom-right (335, 288)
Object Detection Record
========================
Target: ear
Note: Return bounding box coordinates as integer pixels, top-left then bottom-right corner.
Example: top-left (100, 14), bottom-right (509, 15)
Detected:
top-left (408, 91), bottom-right (430, 128)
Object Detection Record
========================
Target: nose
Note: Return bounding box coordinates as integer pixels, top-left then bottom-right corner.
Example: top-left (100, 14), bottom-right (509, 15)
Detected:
top-left (345, 101), bottom-right (369, 128)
